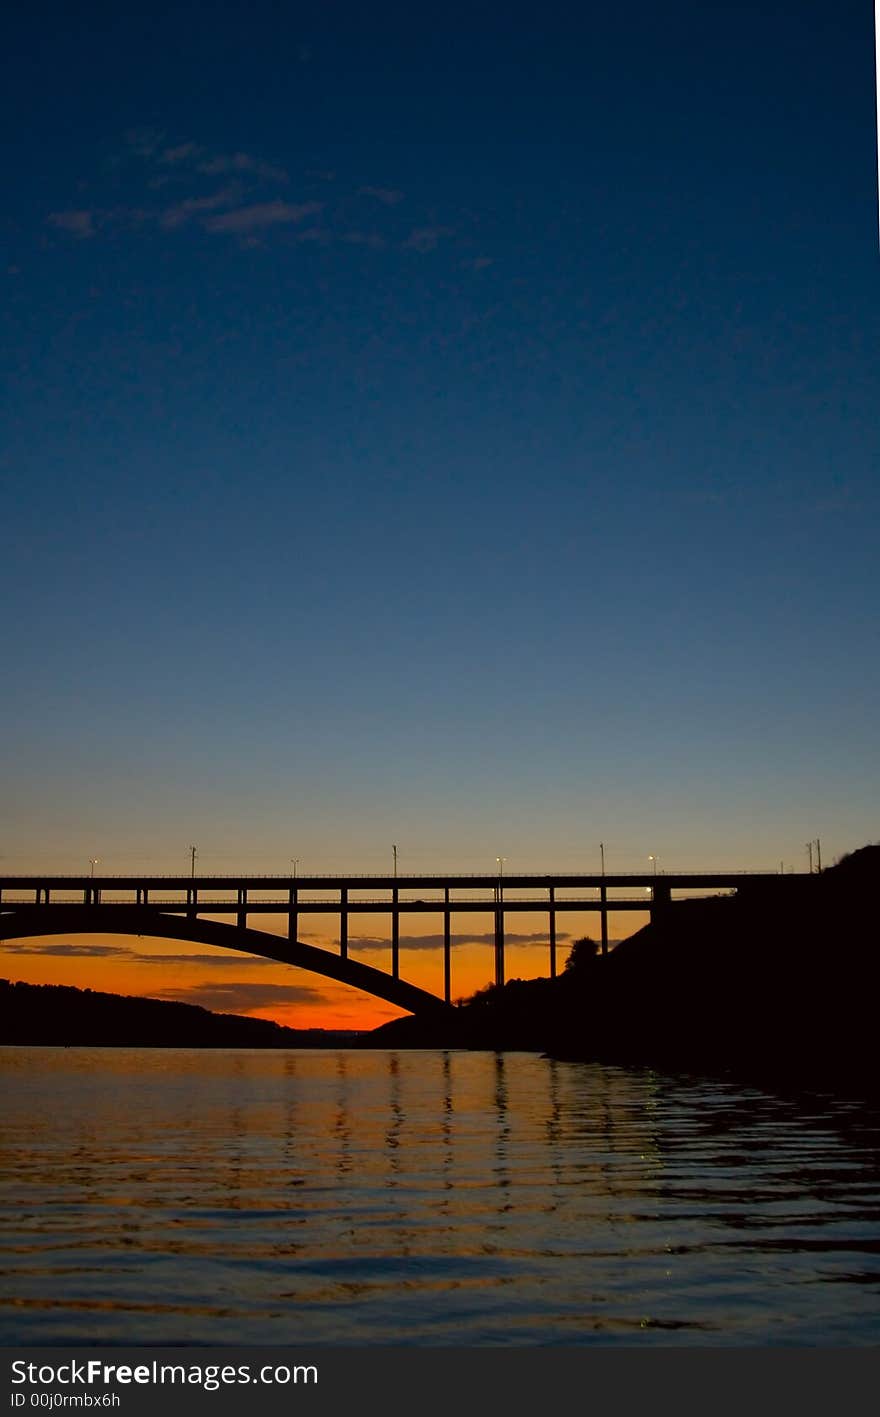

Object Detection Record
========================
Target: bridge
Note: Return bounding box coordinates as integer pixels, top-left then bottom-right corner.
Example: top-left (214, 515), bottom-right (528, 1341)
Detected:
top-left (0, 870), bottom-right (801, 1014)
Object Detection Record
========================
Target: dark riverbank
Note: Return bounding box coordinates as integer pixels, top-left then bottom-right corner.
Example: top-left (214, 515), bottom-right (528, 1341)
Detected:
top-left (0, 979), bottom-right (359, 1048)
top-left (370, 844), bottom-right (880, 1092)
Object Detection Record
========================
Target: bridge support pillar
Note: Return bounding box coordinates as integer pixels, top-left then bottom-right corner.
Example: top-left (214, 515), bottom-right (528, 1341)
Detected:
top-left (548, 886), bottom-right (557, 978)
top-left (237, 887), bottom-right (247, 930)
top-left (340, 888), bottom-right (348, 959)
top-left (494, 905), bottom-right (505, 988)
top-left (443, 888), bottom-right (451, 1004)
top-left (600, 885), bottom-right (608, 956)
top-left (391, 888), bottom-right (399, 979)
top-left (650, 881), bottom-right (671, 925)
top-left (288, 887), bottom-right (298, 943)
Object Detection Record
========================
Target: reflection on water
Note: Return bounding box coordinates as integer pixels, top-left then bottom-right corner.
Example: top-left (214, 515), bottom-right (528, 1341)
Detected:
top-left (1, 1047), bottom-right (879, 1345)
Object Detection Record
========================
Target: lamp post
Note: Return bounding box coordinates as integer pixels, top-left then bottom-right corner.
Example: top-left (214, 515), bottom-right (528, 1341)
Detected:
top-left (392, 844), bottom-right (398, 878)
top-left (599, 842), bottom-right (605, 876)
top-left (89, 858), bottom-right (99, 878)
top-left (290, 858), bottom-right (299, 880)
top-left (189, 845), bottom-right (197, 878)
top-left (648, 854), bottom-right (658, 877)
top-left (495, 856), bottom-right (506, 903)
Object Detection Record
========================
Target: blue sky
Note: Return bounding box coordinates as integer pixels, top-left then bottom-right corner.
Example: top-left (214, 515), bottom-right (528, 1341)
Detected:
top-left (3, 0), bottom-right (879, 876)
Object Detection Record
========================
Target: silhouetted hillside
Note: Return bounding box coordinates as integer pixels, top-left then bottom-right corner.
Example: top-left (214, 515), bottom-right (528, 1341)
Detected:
top-left (0, 979), bottom-right (358, 1048)
top-left (371, 843), bottom-right (880, 1090)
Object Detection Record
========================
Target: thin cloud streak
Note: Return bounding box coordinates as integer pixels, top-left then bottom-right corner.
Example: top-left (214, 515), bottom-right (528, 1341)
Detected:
top-left (348, 930), bottom-right (572, 952)
top-left (48, 210), bottom-right (96, 238)
top-left (404, 225), bottom-right (454, 253)
top-left (204, 201), bottom-right (323, 234)
top-left (343, 231), bottom-right (387, 249)
top-left (160, 142), bottom-right (201, 165)
top-left (198, 153), bottom-right (289, 184)
top-left (359, 186), bottom-right (403, 205)
top-left (160, 186), bottom-right (243, 228)
top-left (2, 942), bottom-right (280, 966)
top-left (4, 942), bottom-right (127, 958)
top-left (155, 981), bottom-right (326, 1012)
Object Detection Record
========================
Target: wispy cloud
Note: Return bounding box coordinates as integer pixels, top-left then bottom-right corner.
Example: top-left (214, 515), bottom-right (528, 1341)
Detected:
top-left (198, 152), bottom-right (289, 184)
top-left (153, 141), bottom-right (288, 185)
top-left (155, 981), bottom-right (326, 1013)
top-left (343, 231), bottom-right (387, 249)
top-left (143, 951), bottom-right (279, 967)
top-left (359, 186), bottom-right (403, 206)
top-left (160, 185), bottom-right (242, 229)
top-left (295, 226), bottom-right (330, 244)
top-left (348, 930), bottom-right (570, 953)
top-left (160, 141), bottom-right (202, 165)
top-left (48, 210), bottom-right (96, 239)
top-left (5, 929), bottom-right (559, 964)
top-left (404, 225), bottom-right (454, 253)
top-left (4, 942), bottom-right (126, 957)
top-left (204, 200), bottom-right (322, 235)
top-left (2, 942), bottom-right (278, 966)
top-left (45, 136), bottom-right (477, 262)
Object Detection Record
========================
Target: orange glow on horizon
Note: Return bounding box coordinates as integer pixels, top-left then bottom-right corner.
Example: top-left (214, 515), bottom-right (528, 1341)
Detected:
top-left (0, 911), bottom-right (643, 1031)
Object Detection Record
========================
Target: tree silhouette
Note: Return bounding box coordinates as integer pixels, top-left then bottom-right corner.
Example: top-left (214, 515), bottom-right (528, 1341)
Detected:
top-left (564, 936), bottom-right (599, 972)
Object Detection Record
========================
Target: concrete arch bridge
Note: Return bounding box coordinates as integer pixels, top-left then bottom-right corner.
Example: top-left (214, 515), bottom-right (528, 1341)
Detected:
top-left (0, 869), bottom-right (791, 1013)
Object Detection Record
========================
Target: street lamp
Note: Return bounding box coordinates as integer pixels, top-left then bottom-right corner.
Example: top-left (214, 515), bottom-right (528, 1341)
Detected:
top-left (392, 844), bottom-right (398, 878)
top-left (495, 856), bottom-right (506, 906)
top-left (290, 858), bottom-right (299, 879)
top-left (89, 858), bottom-right (99, 877)
top-left (189, 845), bottom-right (197, 877)
top-left (599, 842), bottom-right (605, 876)
top-left (648, 854), bottom-right (658, 876)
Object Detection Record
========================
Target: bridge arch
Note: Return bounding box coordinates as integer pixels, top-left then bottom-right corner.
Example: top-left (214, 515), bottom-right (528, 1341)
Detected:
top-left (0, 907), bottom-right (452, 1018)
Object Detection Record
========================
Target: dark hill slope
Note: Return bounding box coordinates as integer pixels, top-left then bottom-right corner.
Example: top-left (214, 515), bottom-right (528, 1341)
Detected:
top-left (0, 979), bottom-right (351, 1047)
top-left (371, 845), bottom-right (880, 1088)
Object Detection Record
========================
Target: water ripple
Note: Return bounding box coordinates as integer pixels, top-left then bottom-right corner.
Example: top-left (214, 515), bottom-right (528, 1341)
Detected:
top-left (1, 1047), bottom-right (879, 1344)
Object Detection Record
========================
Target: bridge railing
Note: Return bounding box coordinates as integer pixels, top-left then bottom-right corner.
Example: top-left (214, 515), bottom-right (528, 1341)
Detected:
top-left (0, 869), bottom-right (781, 882)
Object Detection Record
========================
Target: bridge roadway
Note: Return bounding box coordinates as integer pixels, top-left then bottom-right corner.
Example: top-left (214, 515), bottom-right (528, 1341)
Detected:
top-left (0, 870), bottom-right (802, 1013)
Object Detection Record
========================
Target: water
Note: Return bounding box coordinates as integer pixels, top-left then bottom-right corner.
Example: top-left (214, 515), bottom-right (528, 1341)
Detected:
top-left (1, 1047), bottom-right (879, 1345)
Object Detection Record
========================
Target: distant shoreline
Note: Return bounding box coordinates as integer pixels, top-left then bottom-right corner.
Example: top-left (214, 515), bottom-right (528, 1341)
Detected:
top-left (0, 978), bottom-right (362, 1049)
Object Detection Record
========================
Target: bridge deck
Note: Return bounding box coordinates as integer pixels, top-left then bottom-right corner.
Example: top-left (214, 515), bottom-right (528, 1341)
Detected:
top-left (1, 895), bottom-right (697, 913)
top-left (0, 871), bottom-right (790, 890)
